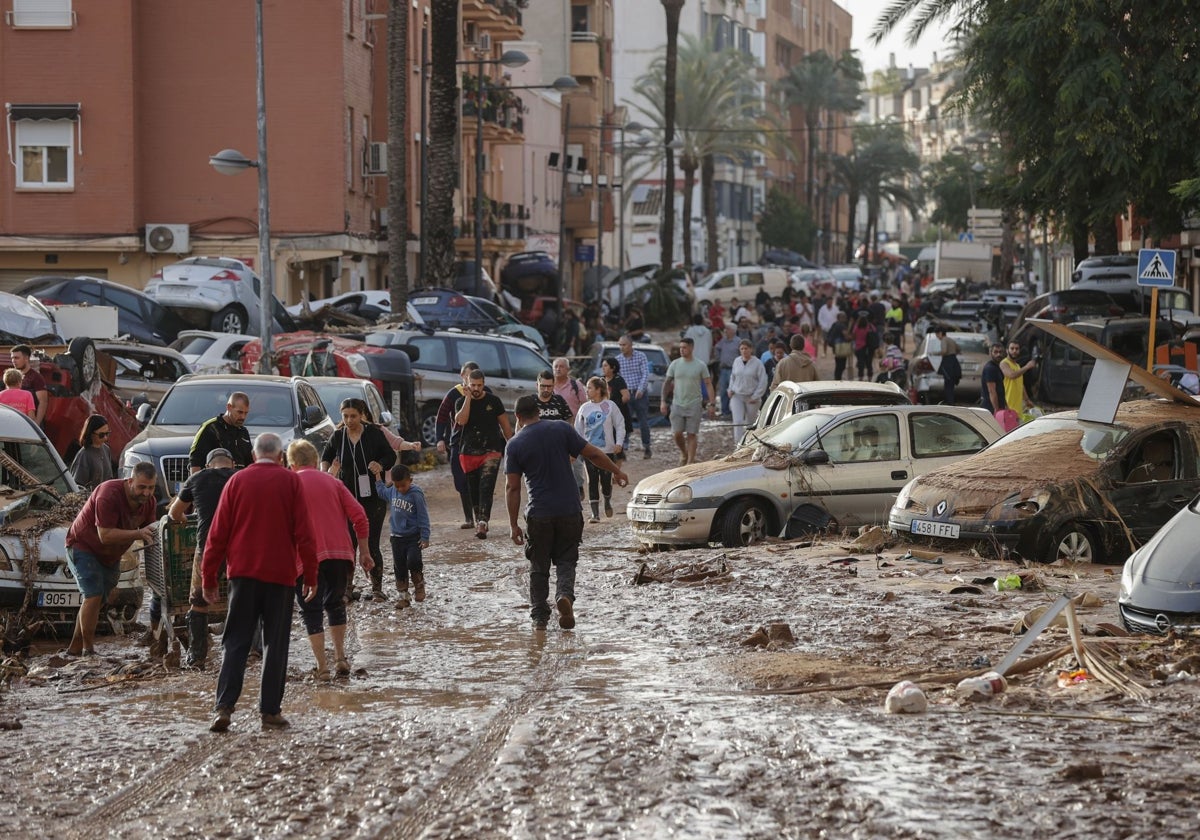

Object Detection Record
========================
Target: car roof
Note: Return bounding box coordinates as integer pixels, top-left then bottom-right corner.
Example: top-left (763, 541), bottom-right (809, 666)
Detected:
top-left (175, 373), bottom-right (302, 386)
top-left (0, 404), bottom-right (51, 441)
top-left (771, 380), bottom-right (904, 396)
top-left (795, 403), bottom-right (985, 423)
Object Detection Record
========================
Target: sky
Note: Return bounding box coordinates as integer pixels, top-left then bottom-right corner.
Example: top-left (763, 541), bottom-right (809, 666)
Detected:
top-left (843, 1), bottom-right (955, 75)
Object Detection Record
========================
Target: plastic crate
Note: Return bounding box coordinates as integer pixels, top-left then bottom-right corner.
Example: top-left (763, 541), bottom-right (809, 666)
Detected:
top-left (144, 516), bottom-right (227, 616)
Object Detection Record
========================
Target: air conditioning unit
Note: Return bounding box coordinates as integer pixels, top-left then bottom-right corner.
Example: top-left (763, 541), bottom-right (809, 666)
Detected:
top-left (378, 208), bottom-right (389, 232)
top-left (366, 141), bottom-right (388, 175)
top-left (145, 223), bottom-right (191, 254)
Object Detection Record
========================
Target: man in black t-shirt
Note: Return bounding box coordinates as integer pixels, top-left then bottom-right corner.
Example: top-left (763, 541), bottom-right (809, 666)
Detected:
top-left (168, 448), bottom-right (236, 669)
top-left (189, 392), bottom-right (253, 473)
top-left (453, 370), bottom-right (514, 538)
top-left (532, 369), bottom-right (572, 424)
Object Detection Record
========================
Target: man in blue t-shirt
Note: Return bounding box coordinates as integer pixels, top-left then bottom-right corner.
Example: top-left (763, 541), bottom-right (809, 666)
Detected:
top-left (980, 342), bottom-right (1008, 413)
top-left (505, 395), bottom-right (628, 630)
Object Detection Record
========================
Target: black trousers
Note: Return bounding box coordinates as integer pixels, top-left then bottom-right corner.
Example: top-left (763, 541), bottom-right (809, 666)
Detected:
top-left (525, 514), bottom-right (584, 622)
top-left (349, 495), bottom-right (388, 591)
top-left (215, 577), bottom-right (294, 716)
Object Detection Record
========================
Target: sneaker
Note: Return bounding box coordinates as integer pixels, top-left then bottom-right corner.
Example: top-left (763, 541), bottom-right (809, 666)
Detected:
top-left (412, 573), bottom-right (426, 602)
top-left (209, 707), bottom-right (232, 733)
top-left (459, 522), bottom-right (474, 530)
top-left (261, 713), bottom-right (290, 730)
top-left (475, 521), bottom-right (489, 540)
top-left (604, 498), bottom-right (613, 518)
top-left (588, 515), bottom-right (600, 524)
top-left (556, 595), bottom-right (576, 630)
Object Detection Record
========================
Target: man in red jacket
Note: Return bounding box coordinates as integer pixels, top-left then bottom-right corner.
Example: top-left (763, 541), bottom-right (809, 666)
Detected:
top-left (202, 432), bottom-right (318, 733)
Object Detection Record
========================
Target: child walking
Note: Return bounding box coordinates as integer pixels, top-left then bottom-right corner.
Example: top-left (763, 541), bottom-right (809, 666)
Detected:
top-left (573, 376), bottom-right (625, 523)
top-left (374, 463), bottom-right (431, 608)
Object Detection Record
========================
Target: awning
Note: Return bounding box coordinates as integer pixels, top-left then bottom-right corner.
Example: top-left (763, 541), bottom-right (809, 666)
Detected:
top-left (5, 103), bottom-right (80, 121)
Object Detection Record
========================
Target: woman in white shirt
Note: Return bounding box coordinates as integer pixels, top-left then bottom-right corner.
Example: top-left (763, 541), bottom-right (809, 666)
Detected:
top-left (727, 340), bottom-right (769, 444)
top-left (573, 377), bottom-right (625, 522)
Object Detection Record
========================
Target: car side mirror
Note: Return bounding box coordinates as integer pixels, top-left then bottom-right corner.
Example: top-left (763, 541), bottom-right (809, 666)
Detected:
top-left (380, 410), bottom-right (394, 425)
top-left (136, 402), bottom-right (154, 427)
top-left (802, 449), bottom-right (830, 466)
top-left (303, 405), bottom-right (325, 427)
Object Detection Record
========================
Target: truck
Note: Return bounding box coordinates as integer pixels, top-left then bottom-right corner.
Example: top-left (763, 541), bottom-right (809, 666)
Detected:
top-left (916, 241), bottom-right (995, 285)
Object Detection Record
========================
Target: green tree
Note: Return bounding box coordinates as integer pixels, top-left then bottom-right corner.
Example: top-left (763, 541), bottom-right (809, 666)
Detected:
top-left (922, 150), bottom-right (978, 232)
top-left (386, 0), bottom-right (409, 314)
top-left (775, 50), bottom-right (864, 210)
top-left (829, 122), bottom-right (920, 263)
top-left (757, 187), bottom-right (816, 255)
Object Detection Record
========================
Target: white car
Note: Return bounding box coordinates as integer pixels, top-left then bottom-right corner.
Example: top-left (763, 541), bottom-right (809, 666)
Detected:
top-left (627, 404), bottom-right (1003, 549)
top-left (169, 330), bottom-right (253, 375)
top-left (286, 290), bottom-right (424, 325)
top-left (145, 256), bottom-right (296, 335)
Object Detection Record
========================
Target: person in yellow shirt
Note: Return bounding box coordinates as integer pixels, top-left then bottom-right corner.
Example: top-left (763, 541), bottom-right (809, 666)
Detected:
top-left (1000, 341), bottom-right (1037, 417)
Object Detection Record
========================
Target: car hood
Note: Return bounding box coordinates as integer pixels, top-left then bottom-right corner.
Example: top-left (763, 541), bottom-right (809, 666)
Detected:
top-left (124, 422), bottom-right (287, 455)
top-left (1123, 505), bottom-right (1200, 611)
top-left (632, 451), bottom-right (763, 497)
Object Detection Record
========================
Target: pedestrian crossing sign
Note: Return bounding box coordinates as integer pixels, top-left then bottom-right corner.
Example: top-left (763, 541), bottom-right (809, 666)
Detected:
top-left (1137, 248), bottom-right (1176, 287)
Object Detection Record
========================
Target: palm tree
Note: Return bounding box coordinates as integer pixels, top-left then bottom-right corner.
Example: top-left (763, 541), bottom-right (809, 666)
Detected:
top-left (775, 50), bottom-right (864, 210)
top-left (386, 0), bottom-right (409, 314)
top-left (658, 0), bottom-right (686, 274)
top-left (829, 122), bottom-right (920, 263)
top-left (424, 0), bottom-right (458, 285)
top-left (632, 36), bottom-right (772, 272)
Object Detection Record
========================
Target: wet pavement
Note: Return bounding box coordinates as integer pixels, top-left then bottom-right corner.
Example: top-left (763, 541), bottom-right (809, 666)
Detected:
top-left (4, 417), bottom-right (1200, 838)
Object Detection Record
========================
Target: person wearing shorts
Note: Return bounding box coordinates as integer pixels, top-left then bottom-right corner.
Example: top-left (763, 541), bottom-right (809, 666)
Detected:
top-left (661, 337), bottom-right (716, 466)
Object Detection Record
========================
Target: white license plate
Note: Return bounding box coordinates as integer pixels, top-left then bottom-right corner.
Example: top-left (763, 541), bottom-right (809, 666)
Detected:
top-left (629, 507), bottom-right (657, 523)
top-left (37, 590), bottom-right (83, 608)
top-left (411, 296), bottom-right (439, 306)
top-left (910, 519), bottom-right (960, 539)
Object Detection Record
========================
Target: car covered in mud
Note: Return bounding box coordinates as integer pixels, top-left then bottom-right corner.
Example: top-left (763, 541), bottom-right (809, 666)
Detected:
top-left (738, 380), bottom-right (909, 446)
top-left (889, 400), bottom-right (1200, 564)
top-left (1118, 497), bottom-right (1200, 634)
top-left (627, 404), bottom-right (1002, 548)
top-left (0, 405), bottom-right (143, 630)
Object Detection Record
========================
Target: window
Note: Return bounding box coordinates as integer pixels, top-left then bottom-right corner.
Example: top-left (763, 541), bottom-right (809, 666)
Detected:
top-left (15, 120), bottom-right (72, 188)
top-left (453, 339), bottom-right (503, 376)
top-left (410, 337), bottom-right (450, 371)
top-left (102, 286), bottom-right (145, 320)
top-left (741, 272), bottom-right (765, 288)
top-left (11, 0), bottom-right (73, 28)
top-left (821, 415), bottom-right (901, 463)
top-left (345, 107), bottom-right (354, 189)
top-left (506, 346), bottom-right (550, 381)
top-left (910, 413), bottom-right (988, 458)
top-left (571, 4), bottom-right (589, 33)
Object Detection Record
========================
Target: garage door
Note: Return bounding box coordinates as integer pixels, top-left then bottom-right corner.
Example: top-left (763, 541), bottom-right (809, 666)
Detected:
top-left (0, 269), bottom-right (108, 292)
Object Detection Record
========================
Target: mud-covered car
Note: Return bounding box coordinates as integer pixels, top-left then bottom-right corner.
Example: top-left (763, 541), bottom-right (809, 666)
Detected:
top-left (0, 405), bottom-right (142, 626)
top-left (1118, 497), bottom-right (1200, 634)
top-left (627, 404), bottom-right (1002, 549)
top-left (739, 380), bottom-right (909, 446)
top-left (889, 400), bottom-right (1200, 564)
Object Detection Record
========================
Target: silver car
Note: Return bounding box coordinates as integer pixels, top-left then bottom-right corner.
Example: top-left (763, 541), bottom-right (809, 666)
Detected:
top-left (577, 340), bottom-right (670, 412)
top-left (627, 404), bottom-right (1002, 549)
top-left (908, 331), bottom-right (992, 403)
top-left (145, 256), bottom-right (296, 335)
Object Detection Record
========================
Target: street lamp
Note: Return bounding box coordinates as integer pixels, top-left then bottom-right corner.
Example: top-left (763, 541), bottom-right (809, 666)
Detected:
top-left (209, 0), bottom-right (272, 374)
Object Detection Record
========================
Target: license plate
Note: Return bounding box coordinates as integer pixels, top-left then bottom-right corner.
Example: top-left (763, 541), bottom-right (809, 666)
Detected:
top-left (37, 590), bottom-right (83, 608)
top-left (411, 296), bottom-right (438, 306)
top-left (629, 507), bottom-right (657, 523)
top-left (910, 519), bottom-right (960, 539)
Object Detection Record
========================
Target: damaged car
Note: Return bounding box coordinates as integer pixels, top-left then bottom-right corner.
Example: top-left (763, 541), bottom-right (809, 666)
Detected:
top-left (738, 380), bottom-right (909, 447)
top-left (889, 400), bottom-right (1200, 564)
top-left (1118, 498), bottom-right (1200, 634)
top-left (0, 405), bottom-right (143, 633)
top-left (627, 404), bottom-right (1002, 549)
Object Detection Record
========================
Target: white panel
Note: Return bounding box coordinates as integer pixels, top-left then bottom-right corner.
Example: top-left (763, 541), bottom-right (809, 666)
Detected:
top-left (12, 0), bottom-right (72, 27)
top-left (15, 120), bottom-right (72, 147)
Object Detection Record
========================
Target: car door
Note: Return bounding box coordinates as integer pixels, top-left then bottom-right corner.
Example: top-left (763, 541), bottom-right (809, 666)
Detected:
top-left (295, 381), bottom-right (334, 448)
top-left (907, 411), bottom-right (993, 475)
top-left (801, 412), bottom-right (911, 525)
top-left (1040, 336), bottom-right (1089, 405)
top-left (1108, 428), bottom-right (1200, 544)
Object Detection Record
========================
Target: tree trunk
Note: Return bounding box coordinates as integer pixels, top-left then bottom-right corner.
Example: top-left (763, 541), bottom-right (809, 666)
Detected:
top-left (425, 0), bottom-right (459, 284)
top-left (702, 154), bottom-right (718, 274)
top-left (680, 157), bottom-right (696, 272)
top-left (1070, 217), bottom-right (1089, 266)
top-left (1093, 219), bottom-right (1119, 255)
top-left (386, 0), bottom-right (409, 314)
top-left (843, 189), bottom-right (859, 263)
top-left (805, 113), bottom-right (819, 209)
top-left (660, 0), bottom-right (685, 274)
top-left (998, 210), bottom-right (1016, 287)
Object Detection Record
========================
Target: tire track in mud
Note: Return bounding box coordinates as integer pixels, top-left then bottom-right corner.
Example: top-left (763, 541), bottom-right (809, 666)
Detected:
top-left (375, 645), bottom-right (575, 840)
top-left (63, 736), bottom-right (237, 838)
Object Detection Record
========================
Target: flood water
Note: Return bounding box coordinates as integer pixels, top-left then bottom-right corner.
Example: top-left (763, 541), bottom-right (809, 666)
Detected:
top-left (4, 426), bottom-right (1200, 838)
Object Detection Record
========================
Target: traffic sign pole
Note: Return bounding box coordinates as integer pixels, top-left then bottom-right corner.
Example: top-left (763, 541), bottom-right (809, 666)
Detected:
top-left (1147, 287), bottom-right (1159, 373)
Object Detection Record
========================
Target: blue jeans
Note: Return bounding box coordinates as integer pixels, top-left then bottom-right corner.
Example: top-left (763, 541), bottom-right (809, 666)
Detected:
top-left (627, 392), bottom-right (651, 453)
top-left (718, 367), bottom-right (732, 415)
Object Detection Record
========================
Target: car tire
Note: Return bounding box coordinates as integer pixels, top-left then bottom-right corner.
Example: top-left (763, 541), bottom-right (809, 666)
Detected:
top-left (1048, 523), bottom-right (1101, 564)
top-left (212, 306), bottom-right (248, 334)
top-left (68, 336), bottom-right (98, 393)
top-left (419, 402), bottom-right (440, 448)
top-left (719, 498), bottom-right (770, 548)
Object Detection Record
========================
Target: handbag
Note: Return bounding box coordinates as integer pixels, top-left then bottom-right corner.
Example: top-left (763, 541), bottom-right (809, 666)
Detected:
top-left (834, 340), bottom-right (853, 358)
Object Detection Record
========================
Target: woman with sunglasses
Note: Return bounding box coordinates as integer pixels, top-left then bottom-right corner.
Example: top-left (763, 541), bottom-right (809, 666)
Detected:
top-left (71, 414), bottom-right (114, 490)
top-left (321, 397), bottom-right (396, 601)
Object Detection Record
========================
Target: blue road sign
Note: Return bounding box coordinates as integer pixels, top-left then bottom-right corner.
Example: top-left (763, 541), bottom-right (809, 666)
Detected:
top-left (574, 243), bottom-right (595, 264)
top-left (1137, 248), bottom-right (1176, 287)
top-left (958, 231), bottom-right (974, 243)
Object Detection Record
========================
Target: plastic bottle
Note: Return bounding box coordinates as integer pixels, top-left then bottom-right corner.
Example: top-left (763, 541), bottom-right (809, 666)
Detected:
top-left (884, 680), bottom-right (928, 714)
top-left (993, 574), bottom-right (1022, 591)
top-left (956, 671), bottom-right (1008, 698)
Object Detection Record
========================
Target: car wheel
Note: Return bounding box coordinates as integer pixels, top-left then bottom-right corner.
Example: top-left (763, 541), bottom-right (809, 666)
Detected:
top-left (1049, 523), bottom-right (1100, 564)
top-left (212, 306), bottom-right (248, 334)
top-left (419, 403), bottom-right (440, 448)
top-left (67, 336), bottom-right (98, 393)
top-left (720, 498), bottom-right (770, 548)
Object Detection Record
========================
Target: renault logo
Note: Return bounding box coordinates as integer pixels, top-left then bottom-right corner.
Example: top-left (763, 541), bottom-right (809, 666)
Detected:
top-left (935, 500), bottom-right (947, 517)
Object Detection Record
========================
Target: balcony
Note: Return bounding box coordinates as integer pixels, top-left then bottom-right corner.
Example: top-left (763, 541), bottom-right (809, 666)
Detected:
top-left (570, 34), bottom-right (602, 80)
top-left (463, 0), bottom-right (523, 40)
top-left (565, 192), bottom-right (597, 236)
top-left (459, 201), bottom-right (530, 243)
top-left (461, 74), bottom-right (526, 142)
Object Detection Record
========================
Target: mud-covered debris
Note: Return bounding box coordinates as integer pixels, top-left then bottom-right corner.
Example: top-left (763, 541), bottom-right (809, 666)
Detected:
top-left (1060, 763), bottom-right (1105, 782)
top-left (741, 628), bottom-right (769, 648)
top-left (884, 680), bottom-right (928, 714)
top-left (767, 623), bottom-right (795, 646)
top-left (843, 525), bottom-right (893, 553)
top-left (633, 556), bottom-right (732, 586)
top-left (0, 719), bottom-right (21, 730)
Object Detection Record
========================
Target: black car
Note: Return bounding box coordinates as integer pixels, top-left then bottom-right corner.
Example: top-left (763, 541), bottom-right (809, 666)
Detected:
top-left (500, 251), bottom-right (558, 296)
top-left (1006, 289), bottom-right (1128, 340)
top-left (14, 275), bottom-right (190, 346)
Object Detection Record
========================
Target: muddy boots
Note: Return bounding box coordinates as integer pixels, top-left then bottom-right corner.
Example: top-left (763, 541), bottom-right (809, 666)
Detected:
top-left (396, 583), bottom-right (411, 609)
top-left (604, 495), bottom-right (613, 518)
top-left (589, 501), bottom-right (600, 523)
top-left (185, 610), bottom-right (208, 669)
top-left (412, 572), bottom-right (426, 603)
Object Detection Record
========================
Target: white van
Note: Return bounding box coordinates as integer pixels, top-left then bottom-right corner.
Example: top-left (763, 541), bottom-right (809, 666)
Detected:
top-left (693, 266), bottom-right (791, 311)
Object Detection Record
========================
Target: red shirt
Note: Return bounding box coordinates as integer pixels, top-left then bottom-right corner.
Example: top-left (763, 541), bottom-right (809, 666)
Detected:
top-left (202, 460), bottom-right (318, 589)
top-left (65, 479), bottom-right (156, 567)
top-left (294, 467), bottom-right (368, 563)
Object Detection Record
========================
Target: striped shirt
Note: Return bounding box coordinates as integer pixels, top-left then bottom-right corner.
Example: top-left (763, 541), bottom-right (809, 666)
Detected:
top-left (618, 349), bottom-right (650, 393)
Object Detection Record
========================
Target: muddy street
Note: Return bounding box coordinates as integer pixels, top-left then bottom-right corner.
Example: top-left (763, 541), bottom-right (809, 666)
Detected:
top-left (4, 420), bottom-right (1200, 839)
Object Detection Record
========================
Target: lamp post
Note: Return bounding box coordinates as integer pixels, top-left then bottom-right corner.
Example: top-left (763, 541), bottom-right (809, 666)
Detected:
top-left (600, 120), bottom-right (644, 316)
top-left (208, 0), bottom-right (272, 374)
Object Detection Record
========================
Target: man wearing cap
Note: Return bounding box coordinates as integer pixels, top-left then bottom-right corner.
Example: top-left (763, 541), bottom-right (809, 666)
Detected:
top-left (190, 391), bottom-right (253, 473)
top-left (505, 395), bottom-right (627, 630)
top-left (168, 447), bottom-right (237, 669)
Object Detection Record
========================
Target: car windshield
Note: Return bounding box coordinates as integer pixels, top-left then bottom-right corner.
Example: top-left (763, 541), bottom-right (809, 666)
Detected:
top-left (154, 383), bottom-right (296, 427)
top-left (743, 412), bottom-right (829, 452)
top-left (171, 335), bottom-right (215, 355)
top-left (311, 382), bottom-right (365, 418)
top-left (986, 416), bottom-right (1130, 459)
top-left (0, 438), bottom-right (74, 510)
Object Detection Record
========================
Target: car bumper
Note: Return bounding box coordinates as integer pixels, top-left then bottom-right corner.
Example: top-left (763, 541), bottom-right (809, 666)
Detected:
top-left (888, 510), bottom-right (1024, 550)
top-left (1117, 601), bottom-right (1200, 635)
top-left (627, 504), bottom-right (716, 546)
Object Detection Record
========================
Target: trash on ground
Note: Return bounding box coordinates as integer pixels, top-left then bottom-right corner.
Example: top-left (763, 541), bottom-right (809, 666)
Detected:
top-left (633, 555), bottom-right (731, 586)
top-left (1056, 668), bottom-right (1092, 687)
top-left (956, 671), bottom-right (1008, 698)
top-left (884, 680), bottom-right (928, 714)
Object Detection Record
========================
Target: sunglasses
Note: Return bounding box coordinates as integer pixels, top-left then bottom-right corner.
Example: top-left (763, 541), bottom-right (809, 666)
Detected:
top-left (96, 431), bottom-right (110, 438)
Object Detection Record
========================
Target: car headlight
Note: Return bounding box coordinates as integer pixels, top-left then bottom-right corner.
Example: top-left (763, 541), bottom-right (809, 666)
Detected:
top-left (1119, 555), bottom-right (1136, 601)
top-left (345, 352), bottom-right (371, 378)
top-left (121, 450), bottom-right (153, 477)
top-left (1004, 489), bottom-right (1050, 515)
top-left (893, 478), bottom-right (917, 511)
top-left (665, 485), bottom-right (692, 503)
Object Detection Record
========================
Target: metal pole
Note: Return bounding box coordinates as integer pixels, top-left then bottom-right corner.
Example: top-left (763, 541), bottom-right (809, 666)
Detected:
top-left (418, 25), bottom-right (428, 284)
top-left (255, 0), bottom-right (273, 374)
top-left (617, 126), bottom-right (625, 319)
top-left (596, 137), bottom-right (604, 288)
top-left (557, 101), bottom-right (570, 314)
top-left (474, 56), bottom-right (485, 293)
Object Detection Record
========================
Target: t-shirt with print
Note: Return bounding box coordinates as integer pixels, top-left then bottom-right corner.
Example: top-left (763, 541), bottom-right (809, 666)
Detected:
top-left (454, 392), bottom-right (508, 455)
top-left (576, 400), bottom-right (615, 451)
top-left (505, 419), bottom-right (587, 519)
top-left (534, 394), bottom-right (572, 423)
top-left (665, 357), bottom-right (709, 410)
